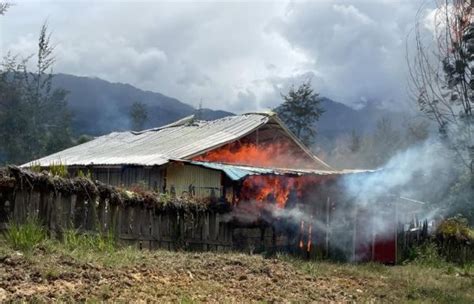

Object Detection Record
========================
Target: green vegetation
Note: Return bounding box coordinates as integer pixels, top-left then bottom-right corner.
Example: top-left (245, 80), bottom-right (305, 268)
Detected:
top-left (406, 242), bottom-right (447, 268)
top-left (278, 253), bottom-right (474, 303)
top-left (4, 217), bottom-right (46, 252)
top-left (129, 101), bottom-right (148, 131)
top-left (0, 23), bottom-right (74, 165)
top-left (274, 79), bottom-right (325, 146)
top-left (437, 216), bottom-right (474, 241)
top-left (62, 229), bottom-right (116, 254)
top-left (48, 162), bottom-right (68, 178)
top-left (76, 168), bottom-right (91, 179)
top-left (29, 161), bottom-right (42, 174)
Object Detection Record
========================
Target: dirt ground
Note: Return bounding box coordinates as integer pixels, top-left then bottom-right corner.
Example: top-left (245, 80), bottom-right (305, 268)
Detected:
top-left (0, 246), bottom-right (473, 303)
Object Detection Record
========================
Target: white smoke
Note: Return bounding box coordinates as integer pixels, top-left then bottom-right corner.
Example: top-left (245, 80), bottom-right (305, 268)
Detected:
top-left (342, 139), bottom-right (456, 210)
top-left (227, 139), bottom-right (461, 260)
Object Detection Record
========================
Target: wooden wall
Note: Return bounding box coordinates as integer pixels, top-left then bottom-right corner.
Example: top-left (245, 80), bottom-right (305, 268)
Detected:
top-left (71, 166), bottom-right (165, 192)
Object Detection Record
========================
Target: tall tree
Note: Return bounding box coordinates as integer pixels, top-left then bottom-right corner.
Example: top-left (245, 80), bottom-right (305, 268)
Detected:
top-left (274, 80), bottom-right (325, 146)
top-left (0, 22), bottom-right (73, 164)
top-left (129, 101), bottom-right (148, 131)
top-left (408, 0), bottom-right (474, 222)
top-left (409, 1), bottom-right (474, 169)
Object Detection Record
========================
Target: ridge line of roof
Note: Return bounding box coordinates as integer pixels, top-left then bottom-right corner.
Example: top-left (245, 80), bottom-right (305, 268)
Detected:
top-left (132, 112), bottom-right (273, 135)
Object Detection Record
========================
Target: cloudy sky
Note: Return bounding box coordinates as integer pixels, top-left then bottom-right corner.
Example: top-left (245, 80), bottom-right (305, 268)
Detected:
top-left (0, 0), bottom-right (430, 112)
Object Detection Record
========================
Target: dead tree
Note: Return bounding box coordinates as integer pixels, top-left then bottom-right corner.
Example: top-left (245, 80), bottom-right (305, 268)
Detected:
top-left (408, 0), bottom-right (474, 178)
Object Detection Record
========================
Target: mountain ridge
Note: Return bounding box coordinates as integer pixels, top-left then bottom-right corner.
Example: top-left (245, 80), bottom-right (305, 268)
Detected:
top-left (52, 73), bottom-right (408, 139)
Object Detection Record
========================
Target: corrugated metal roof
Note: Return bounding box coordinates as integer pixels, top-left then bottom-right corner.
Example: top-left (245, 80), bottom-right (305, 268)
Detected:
top-left (22, 112), bottom-right (332, 170)
top-left (186, 160), bottom-right (375, 181)
top-left (23, 114), bottom-right (271, 167)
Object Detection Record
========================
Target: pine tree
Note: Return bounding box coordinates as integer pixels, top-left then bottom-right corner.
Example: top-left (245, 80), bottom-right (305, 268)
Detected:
top-left (274, 80), bottom-right (325, 146)
top-left (0, 22), bottom-right (73, 164)
top-left (129, 101), bottom-right (148, 131)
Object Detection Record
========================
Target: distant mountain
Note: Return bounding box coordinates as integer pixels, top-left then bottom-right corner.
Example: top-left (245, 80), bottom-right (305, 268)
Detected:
top-left (52, 73), bottom-right (411, 141)
top-left (52, 74), bottom-right (233, 136)
top-left (317, 97), bottom-right (409, 137)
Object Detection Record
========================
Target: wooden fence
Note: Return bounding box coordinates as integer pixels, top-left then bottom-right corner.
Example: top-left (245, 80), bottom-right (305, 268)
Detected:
top-left (0, 166), bottom-right (241, 251)
top-left (1, 188), bottom-right (237, 251)
top-left (397, 220), bottom-right (474, 264)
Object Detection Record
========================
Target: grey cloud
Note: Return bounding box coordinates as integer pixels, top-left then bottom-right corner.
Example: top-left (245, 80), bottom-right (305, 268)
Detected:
top-left (0, 0), bottom-right (428, 112)
top-left (267, 0), bottom-right (425, 109)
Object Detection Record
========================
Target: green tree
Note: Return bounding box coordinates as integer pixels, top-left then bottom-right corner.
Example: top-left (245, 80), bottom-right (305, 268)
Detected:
top-left (274, 80), bottom-right (325, 146)
top-left (0, 22), bottom-right (73, 164)
top-left (129, 101), bottom-right (148, 131)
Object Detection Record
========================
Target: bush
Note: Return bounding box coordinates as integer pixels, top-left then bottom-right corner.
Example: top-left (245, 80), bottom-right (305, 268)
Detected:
top-left (436, 216), bottom-right (474, 242)
top-left (405, 242), bottom-right (448, 267)
top-left (5, 217), bottom-right (47, 252)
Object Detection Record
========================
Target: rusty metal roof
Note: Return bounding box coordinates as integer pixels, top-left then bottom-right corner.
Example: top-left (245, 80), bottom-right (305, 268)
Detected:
top-left (23, 113), bottom-right (331, 170)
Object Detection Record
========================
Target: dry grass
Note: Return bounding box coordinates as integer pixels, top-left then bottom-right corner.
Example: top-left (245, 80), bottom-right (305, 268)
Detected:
top-left (0, 240), bottom-right (472, 303)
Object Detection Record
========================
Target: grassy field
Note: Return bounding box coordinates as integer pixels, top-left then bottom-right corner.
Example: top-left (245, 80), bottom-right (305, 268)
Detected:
top-left (0, 237), bottom-right (473, 303)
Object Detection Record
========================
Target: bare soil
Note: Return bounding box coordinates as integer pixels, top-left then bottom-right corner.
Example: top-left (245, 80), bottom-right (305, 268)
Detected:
top-left (0, 246), bottom-right (472, 303)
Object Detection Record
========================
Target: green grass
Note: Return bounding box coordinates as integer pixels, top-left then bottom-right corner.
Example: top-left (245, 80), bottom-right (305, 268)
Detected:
top-left (63, 229), bottom-right (116, 253)
top-left (4, 217), bottom-right (47, 252)
top-left (276, 252), bottom-right (474, 303)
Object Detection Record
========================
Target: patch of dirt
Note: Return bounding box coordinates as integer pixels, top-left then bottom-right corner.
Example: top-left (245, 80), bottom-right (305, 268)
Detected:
top-left (0, 250), bottom-right (382, 303)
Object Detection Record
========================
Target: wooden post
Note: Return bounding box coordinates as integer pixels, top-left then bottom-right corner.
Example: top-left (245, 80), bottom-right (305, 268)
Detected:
top-left (53, 193), bottom-right (63, 238)
top-left (85, 198), bottom-right (97, 232)
top-left (352, 206), bottom-right (358, 262)
top-left (203, 212), bottom-right (209, 250)
top-left (13, 190), bottom-right (26, 224)
top-left (394, 201), bottom-right (398, 264)
top-left (73, 194), bottom-right (85, 230)
top-left (97, 198), bottom-right (106, 233)
top-left (326, 196), bottom-right (330, 257)
top-left (371, 211), bottom-right (376, 262)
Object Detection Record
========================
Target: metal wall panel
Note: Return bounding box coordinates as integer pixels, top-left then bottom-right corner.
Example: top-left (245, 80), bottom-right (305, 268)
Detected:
top-left (166, 163), bottom-right (222, 199)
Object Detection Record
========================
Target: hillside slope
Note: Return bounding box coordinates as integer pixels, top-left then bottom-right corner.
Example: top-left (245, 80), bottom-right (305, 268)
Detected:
top-left (52, 73), bottom-right (410, 140)
top-left (52, 74), bottom-right (233, 135)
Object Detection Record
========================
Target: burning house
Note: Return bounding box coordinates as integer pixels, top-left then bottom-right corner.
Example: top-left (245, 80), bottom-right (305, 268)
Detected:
top-left (23, 112), bottom-right (420, 263)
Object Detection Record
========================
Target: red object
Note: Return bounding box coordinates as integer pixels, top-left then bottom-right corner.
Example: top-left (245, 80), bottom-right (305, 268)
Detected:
top-left (354, 208), bottom-right (397, 264)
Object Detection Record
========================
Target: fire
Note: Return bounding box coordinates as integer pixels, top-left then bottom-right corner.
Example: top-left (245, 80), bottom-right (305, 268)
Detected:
top-left (307, 220), bottom-right (313, 252)
top-left (239, 175), bottom-right (300, 208)
top-left (299, 219), bottom-right (313, 252)
top-left (194, 142), bottom-right (315, 169)
top-left (299, 220), bottom-right (305, 249)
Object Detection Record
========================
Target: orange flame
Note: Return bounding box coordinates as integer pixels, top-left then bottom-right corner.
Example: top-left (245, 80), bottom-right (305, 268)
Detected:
top-left (307, 222), bottom-right (313, 252)
top-left (299, 220), bottom-right (305, 249)
top-left (239, 175), bottom-right (300, 208)
top-left (194, 142), bottom-right (315, 169)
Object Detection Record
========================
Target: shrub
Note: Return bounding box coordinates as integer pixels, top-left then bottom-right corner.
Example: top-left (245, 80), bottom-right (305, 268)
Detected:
top-left (436, 216), bottom-right (474, 242)
top-left (407, 242), bottom-right (446, 267)
top-left (5, 217), bottom-right (47, 252)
